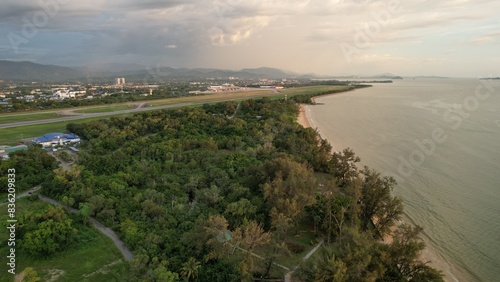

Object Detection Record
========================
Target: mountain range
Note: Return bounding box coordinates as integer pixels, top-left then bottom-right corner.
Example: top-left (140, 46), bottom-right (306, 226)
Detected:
top-left (0, 60), bottom-right (409, 83)
top-left (0, 61), bottom-right (318, 83)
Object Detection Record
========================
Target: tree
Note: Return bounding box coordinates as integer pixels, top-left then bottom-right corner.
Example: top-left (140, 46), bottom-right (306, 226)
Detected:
top-left (330, 195), bottom-right (350, 246)
top-left (204, 214), bottom-right (233, 260)
top-left (263, 157), bottom-right (316, 233)
top-left (360, 167), bottom-right (403, 238)
top-left (15, 267), bottom-right (41, 282)
top-left (328, 148), bottom-right (360, 187)
top-left (383, 224), bottom-right (444, 281)
top-left (233, 221), bottom-right (272, 279)
top-left (78, 202), bottom-right (90, 225)
top-left (180, 257), bottom-right (201, 281)
top-left (224, 198), bottom-right (257, 227)
top-left (306, 194), bottom-right (350, 245)
top-left (305, 195), bottom-right (325, 234)
top-left (22, 207), bottom-right (77, 257)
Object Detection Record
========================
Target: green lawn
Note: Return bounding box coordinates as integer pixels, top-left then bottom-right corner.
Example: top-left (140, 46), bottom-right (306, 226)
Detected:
top-left (0, 198), bottom-right (129, 282)
top-left (74, 105), bottom-right (132, 113)
top-left (279, 85), bottom-right (353, 96)
top-left (148, 90), bottom-right (274, 107)
top-left (0, 114), bottom-right (134, 145)
top-left (0, 112), bottom-right (61, 124)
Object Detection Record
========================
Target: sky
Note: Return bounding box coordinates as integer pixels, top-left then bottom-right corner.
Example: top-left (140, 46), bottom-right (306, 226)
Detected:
top-left (0, 0), bottom-right (499, 77)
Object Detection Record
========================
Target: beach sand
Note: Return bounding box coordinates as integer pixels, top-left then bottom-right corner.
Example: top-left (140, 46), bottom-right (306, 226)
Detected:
top-left (296, 102), bottom-right (459, 282)
top-left (297, 104), bottom-right (311, 128)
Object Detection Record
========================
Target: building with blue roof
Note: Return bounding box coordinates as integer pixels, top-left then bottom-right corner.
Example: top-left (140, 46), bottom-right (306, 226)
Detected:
top-left (32, 132), bottom-right (80, 147)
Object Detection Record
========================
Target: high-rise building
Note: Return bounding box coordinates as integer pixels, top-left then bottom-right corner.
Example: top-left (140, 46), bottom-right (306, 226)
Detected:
top-left (115, 78), bottom-right (126, 85)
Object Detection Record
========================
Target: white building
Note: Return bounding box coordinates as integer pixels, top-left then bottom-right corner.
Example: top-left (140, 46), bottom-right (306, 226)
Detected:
top-left (208, 83), bottom-right (240, 92)
top-left (32, 133), bottom-right (81, 147)
top-left (115, 78), bottom-right (126, 85)
top-left (52, 89), bottom-right (86, 100)
top-left (53, 89), bottom-right (75, 99)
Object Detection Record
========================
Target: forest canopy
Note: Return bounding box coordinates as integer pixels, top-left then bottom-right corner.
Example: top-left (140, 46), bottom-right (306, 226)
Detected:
top-left (5, 97), bottom-right (443, 281)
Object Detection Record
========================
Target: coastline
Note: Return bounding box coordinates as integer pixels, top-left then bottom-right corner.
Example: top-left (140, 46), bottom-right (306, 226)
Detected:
top-left (297, 98), bottom-right (459, 282)
top-left (297, 104), bottom-right (311, 129)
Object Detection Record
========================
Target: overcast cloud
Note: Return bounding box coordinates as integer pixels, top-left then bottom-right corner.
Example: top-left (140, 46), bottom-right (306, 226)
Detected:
top-left (0, 0), bottom-right (499, 77)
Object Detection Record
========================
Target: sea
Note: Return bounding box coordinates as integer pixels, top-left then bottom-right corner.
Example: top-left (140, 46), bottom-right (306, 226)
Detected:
top-left (305, 78), bottom-right (500, 282)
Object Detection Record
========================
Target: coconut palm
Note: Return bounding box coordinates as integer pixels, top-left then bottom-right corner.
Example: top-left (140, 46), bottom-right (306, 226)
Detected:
top-left (180, 257), bottom-right (201, 281)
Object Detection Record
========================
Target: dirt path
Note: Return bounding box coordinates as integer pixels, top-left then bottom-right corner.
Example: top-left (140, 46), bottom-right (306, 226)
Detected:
top-left (0, 186), bottom-right (41, 206)
top-left (1, 188), bottom-right (135, 262)
top-left (37, 194), bottom-right (135, 261)
top-left (284, 239), bottom-right (324, 282)
top-left (227, 102), bottom-right (241, 120)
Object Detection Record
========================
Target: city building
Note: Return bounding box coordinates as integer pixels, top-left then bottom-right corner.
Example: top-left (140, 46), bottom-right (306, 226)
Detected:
top-left (32, 133), bottom-right (81, 147)
top-left (115, 77), bottom-right (126, 85)
top-left (208, 83), bottom-right (240, 92)
top-left (52, 89), bottom-right (86, 100)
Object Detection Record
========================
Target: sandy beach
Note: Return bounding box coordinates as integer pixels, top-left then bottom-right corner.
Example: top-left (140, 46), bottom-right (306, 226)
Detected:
top-left (296, 101), bottom-right (459, 282)
top-left (297, 104), bottom-right (311, 128)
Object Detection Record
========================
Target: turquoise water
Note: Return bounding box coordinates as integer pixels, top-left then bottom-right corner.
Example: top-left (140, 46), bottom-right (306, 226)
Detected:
top-left (307, 79), bottom-right (500, 282)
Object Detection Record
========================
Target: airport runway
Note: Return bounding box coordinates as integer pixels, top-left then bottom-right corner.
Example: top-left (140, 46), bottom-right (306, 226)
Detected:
top-left (0, 93), bottom-right (278, 129)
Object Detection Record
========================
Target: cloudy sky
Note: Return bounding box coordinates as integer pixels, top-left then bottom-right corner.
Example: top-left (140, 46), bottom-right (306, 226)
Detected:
top-left (0, 0), bottom-right (499, 77)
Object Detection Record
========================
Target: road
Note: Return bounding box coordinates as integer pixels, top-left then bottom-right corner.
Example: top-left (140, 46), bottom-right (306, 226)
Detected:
top-left (0, 185), bottom-right (41, 207)
top-left (38, 195), bottom-right (135, 261)
top-left (48, 151), bottom-right (73, 171)
top-left (0, 188), bottom-right (134, 262)
top-left (0, 91), bottom-right (279, 129)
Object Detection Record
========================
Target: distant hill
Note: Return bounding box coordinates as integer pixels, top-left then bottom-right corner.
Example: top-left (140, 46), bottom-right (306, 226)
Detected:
top-left (412, 76), bottom-right (450, 79)
top-left (0, 61), bottom-right (314, 82)
top-left (332, 73), bottom-right (403, 80)
top-left (0, 60), bottom-right (83, 82)
top-left (240, 67), bottom-right (297, 79)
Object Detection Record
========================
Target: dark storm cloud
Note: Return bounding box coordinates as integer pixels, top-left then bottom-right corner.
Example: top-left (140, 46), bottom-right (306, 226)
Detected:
top-left (0, 0), bottom-right (499, 76)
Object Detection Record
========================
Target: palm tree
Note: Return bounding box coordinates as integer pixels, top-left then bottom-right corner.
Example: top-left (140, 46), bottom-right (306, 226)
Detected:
top-left (180, 257), bottom-right (201, 281)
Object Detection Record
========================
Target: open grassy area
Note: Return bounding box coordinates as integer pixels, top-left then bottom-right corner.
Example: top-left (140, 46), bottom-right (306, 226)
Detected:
top-left (0, 112), bottom-right (61, 124)
top-left (148, 90), bottom-right (275, 106)
top-left (279, 85), bottom-right (353, 96)
top-left (74, 104), bottom-right (132, 113)
top-left (0, 114), bottom-right (133, 145)
top-left (0, 197), bottom-right (129, 282)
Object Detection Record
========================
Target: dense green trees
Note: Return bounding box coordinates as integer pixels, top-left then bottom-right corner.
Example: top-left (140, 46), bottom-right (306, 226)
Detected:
top-left (0, 146), bottom-right (57, 193)
top-left (360, 168), bottom-right (404, 237)
top-left (15, 97), bottom-right (443, 281)
top-left (19, 206), bottom-right (77, 257)
top-left (263, 156), bottom-right (317, 234)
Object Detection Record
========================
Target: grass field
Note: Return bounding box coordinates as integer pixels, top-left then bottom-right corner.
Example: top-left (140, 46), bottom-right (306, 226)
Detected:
top-left (0, 198), bottom-right (129, 282)
top-left (0, 114), bottom-right (134, 145)
top-left (148, 90), bottom-right (274, 107)
top-left (0, 112), bottom-right (61, 125)
top-left (74, 105), bottom-right (132, 113)
top-left (279, 85), bottom-right (353, 96)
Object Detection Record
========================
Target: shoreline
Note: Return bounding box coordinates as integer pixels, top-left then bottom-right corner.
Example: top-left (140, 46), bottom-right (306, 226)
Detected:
top-left (296, 94), bottom-right (460, 282)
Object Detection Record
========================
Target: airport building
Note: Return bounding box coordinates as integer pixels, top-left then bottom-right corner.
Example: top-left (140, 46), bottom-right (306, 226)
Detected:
top-left (32, 133), bottom-right (81, 147)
